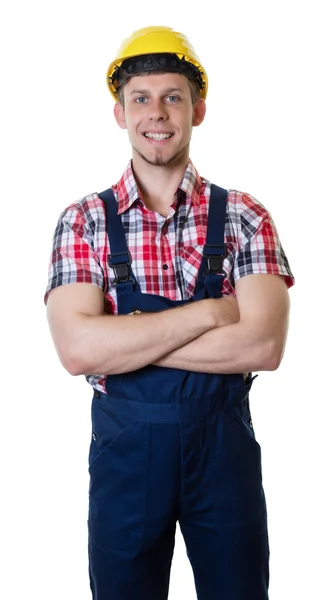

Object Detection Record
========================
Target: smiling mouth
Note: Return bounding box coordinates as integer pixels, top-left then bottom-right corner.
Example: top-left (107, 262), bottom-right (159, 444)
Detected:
top-left (143, 133), bottom-right (174, 140)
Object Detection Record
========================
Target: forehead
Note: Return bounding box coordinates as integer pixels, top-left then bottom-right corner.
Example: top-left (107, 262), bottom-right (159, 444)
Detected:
top-left (123, 72), bottom-right (191, 96)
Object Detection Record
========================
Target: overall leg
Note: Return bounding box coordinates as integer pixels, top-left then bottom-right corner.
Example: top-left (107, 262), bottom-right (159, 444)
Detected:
top-left (179, 405), bottom-right (269, 600)
top-left (88, 396), bottom-right (181, 600)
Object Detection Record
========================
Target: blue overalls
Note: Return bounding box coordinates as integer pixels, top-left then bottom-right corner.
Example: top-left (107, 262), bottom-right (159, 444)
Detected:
top-left (88, 185), bottom-right (270, 600)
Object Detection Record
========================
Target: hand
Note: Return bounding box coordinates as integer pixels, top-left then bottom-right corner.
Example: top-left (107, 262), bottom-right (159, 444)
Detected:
top-left (218, 294), bottom-right (240, 326)
top-left (204, 295), bottom-right (240, 329)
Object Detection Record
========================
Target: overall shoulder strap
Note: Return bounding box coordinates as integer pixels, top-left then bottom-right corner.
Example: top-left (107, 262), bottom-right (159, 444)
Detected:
top-left (98, 188), bottom-right (137, 291)
top-left (98, 188), bottom-right (128, 258)
top-left (204, 184), bottom-right (228, 265)
top-left (195, 184), bottom-right (228, 298)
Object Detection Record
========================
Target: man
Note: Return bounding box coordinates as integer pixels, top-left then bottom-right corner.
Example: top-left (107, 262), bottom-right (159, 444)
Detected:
top-left (45, 25), bottom-right (294, 600)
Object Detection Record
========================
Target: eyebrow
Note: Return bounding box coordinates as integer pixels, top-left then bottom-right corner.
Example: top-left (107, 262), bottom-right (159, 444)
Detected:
top-left (129, 88), bottom-right (184, 96)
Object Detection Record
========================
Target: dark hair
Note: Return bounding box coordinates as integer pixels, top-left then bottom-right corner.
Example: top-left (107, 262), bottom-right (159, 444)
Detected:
top-left (112, 53), bottom-right (203, 106)
top-left (117, 72), bottom-right (201, 107)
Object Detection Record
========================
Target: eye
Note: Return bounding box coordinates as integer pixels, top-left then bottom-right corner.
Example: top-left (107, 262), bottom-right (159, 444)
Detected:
top-left (135, 96), bottom-right (147, 103)
top-left (166, 95), bottom-right (180, 102)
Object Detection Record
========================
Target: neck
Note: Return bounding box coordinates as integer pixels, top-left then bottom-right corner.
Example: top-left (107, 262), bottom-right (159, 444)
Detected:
top-left (131, 154), bottom-right (189, 216)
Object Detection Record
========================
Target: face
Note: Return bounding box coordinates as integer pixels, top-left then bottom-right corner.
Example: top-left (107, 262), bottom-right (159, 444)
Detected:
top-left (114, 72), bottom-right (206, 168)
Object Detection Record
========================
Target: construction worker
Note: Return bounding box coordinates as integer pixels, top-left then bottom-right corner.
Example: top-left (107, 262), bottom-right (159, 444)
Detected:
top-left (45, 25), bottom-right (294, 600)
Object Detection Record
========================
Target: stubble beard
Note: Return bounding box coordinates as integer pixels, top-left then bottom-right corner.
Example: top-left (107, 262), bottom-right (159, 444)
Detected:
top-left (132, 139), bottom-right (191, 167)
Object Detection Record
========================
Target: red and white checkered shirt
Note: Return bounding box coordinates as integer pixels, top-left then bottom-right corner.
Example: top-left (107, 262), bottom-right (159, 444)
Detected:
top-left (45, 160), bottom-right (294, 392)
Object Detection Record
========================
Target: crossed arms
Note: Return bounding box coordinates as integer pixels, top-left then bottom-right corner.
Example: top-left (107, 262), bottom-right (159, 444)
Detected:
top-left (46, 273), bottom-right (290, 376)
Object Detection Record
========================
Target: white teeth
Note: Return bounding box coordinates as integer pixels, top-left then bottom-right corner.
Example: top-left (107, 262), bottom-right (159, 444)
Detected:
top-left (144, 133), bottom-right (173, 140)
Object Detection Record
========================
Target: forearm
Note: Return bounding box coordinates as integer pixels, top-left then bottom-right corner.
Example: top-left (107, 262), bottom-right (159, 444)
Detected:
top-left (154, 320), bottom-right (287, 374)
top-left (66, 300), bottom-right (221, 376)
top-left (48, 284), bottom-right (240, 376)
top-left (154, 275), bottom-right (291, 374)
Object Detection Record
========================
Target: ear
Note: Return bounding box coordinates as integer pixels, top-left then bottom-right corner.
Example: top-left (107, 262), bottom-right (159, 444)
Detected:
top-left (114, 102), bottom-right (127, 130)
top-left (192, 98), bottom-right (206, 127)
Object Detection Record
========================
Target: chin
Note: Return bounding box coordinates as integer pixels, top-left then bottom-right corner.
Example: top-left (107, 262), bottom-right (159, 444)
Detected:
top-left (134, 145), bottom-right (187, 168)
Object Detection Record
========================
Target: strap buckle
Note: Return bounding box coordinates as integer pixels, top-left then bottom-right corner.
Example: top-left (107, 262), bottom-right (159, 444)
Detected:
top-left (206, 256), bottom-right (224, 274)
top-left (107, 252), bottom-right (132, 284)
top-left (204, 244), bottom-right (227, 274)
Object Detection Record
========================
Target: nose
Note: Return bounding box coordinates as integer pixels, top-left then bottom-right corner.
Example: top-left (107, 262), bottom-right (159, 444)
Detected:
top-left (148, 99), bottom-right (168, 121)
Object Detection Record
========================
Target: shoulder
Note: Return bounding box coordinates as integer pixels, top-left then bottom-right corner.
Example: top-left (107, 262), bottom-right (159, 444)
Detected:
top-left (225, 189), bottom-right (276, 244)
top-left (61, 192), bottom-right (104, 216)
top-left (207, 183), bottom-right (273, 240)
top-left (57, 192), bottom-right (107, 231)
top-left (227, 189), bottom-right (271, 221)
top-left (206, 181), bottom-right (270, 219)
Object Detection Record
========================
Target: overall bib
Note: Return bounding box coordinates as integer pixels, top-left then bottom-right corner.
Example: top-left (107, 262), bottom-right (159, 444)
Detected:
top-left (88, 185), bottom-right (269, 600)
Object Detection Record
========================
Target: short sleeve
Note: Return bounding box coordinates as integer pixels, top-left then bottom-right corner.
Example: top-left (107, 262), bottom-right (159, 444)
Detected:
top-left (44, 202), bottom-right (104, 304)
top-left (231, 192), bottom-right (295, 288)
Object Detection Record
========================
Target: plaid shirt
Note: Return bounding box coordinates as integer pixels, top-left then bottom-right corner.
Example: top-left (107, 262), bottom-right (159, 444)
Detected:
top-left (45, 160), bottom-right (294, 392)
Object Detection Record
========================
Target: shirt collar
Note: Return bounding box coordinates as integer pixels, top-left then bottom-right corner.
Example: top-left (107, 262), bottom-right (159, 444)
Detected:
top-left (178, 159), bottom-right (202, 206)
top-left (112, 159), bottom-right (203, 215)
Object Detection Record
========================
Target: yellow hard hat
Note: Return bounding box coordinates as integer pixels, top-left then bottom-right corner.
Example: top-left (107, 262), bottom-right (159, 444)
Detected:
top-left (106, 26), bottom-right (208, 101)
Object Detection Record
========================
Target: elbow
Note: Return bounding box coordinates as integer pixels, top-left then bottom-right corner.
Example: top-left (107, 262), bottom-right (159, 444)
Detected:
top-left (265, 353), bottom-right (282, 372)
top-left (59, 345), bottom-right (126, 376)
top-left (65, 359), bottom-right (86, 377)
top-left (57, 343), bottom-right (88, 376)
top-left (262, 337), bottom-right (286, 371)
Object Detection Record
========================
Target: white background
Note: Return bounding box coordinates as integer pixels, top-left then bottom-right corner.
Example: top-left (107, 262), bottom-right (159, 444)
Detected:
top-left (1, 0), bottom-right (333, 598)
